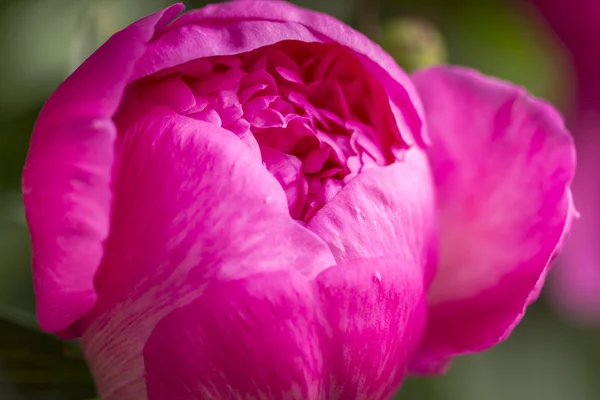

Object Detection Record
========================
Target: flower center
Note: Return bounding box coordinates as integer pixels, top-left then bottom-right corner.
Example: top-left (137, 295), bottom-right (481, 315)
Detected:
top-left (118, 41), bottom-right (406, 221)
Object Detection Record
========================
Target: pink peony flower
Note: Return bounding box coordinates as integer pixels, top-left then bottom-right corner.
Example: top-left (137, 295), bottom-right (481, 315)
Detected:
top-left (530, 0), bottom-right (600, 324)
top-left (22, 2), bottom-right (575, 399)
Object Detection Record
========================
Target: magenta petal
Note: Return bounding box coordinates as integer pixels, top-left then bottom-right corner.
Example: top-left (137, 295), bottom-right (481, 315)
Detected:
top-left (143, 259), bottom-right (426, 400)
top-left (410, 66), bottom-right (576, 372)
top-left (144, 269), bottom-right (323, 400)
top-left (81, 112), bottom-right (334, 399)
top-left (143, 76), bottom-right (197, 113)
top-left (315, 258), bottom-right (426, 399)
top-left (307, 147), bottom-right (438, 282)
top-left (21, 4), bottom-right (184, 334)
top-left (135, 0), bottom-right (425, 147)
top-left (260, 146), bottom-right (305, 216)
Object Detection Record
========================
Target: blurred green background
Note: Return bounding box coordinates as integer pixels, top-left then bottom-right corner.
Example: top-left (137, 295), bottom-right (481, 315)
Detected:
top-left (0, 0), bottom-right (597, 399)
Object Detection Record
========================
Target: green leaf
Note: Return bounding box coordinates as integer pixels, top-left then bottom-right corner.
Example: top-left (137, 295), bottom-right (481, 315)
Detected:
top-left (0, 314), bottom-right (96, 400)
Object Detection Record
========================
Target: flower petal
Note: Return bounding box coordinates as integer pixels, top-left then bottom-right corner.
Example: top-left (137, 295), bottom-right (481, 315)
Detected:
top-left (22, 3), bottom-right (184, 335)
top-left (307, 147), bottom-right (438, 283)
top-left (143, 257), bottom-right (426, 400)
top-left (144, 269), bottom-right (323, 400)
top-left (410, 66), bottom-right (576, 372)
top-left (134, 0), bottom-right (425, 147)
top-left (315, 257), bottom-right (426, 399)
top-left (80, 112), bottom-right (334, 400)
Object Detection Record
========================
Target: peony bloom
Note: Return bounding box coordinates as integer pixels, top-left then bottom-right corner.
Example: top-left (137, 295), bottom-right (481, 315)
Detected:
top-left (530, 0), bottom-right (600, 323)
top-left (22, 1), bottom-right (575, 399)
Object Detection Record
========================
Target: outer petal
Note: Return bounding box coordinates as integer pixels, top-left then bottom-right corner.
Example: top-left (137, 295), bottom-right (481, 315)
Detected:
top-left (134, 0), bottom-right (426, 147)
top-left (315, 257), bottom-right (426, 400)
top-left (144, 258), bottom-right (425, 400)
top-left (81, 112), bottom-right (334, 400)
top-left (21, 3), bottom-right (184, 334)
top-left (144, 269), bottom-right (324, 400)
top-left (307, 147), bottom-right (438, 284)
top-left (410, 66), bottom-right (576, 372)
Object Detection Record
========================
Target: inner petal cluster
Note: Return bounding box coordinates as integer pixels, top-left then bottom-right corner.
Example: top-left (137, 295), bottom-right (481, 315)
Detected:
top-left (118, 41), bottom-right (406, 221)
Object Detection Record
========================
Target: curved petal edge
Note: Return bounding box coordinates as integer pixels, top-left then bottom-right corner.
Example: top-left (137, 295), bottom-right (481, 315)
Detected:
top-left (410, 66), bottom-right (576, 373)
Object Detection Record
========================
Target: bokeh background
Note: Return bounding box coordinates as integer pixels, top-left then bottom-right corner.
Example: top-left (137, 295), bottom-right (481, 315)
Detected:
top-left (0, 0), bottom-right (598, 399)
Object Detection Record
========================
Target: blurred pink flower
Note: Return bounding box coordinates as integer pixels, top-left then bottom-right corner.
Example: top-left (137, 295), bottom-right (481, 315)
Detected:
top-left (531, 0), bottom-right (600, 323)
top-left (22, 2), bottom-right (575, 399)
